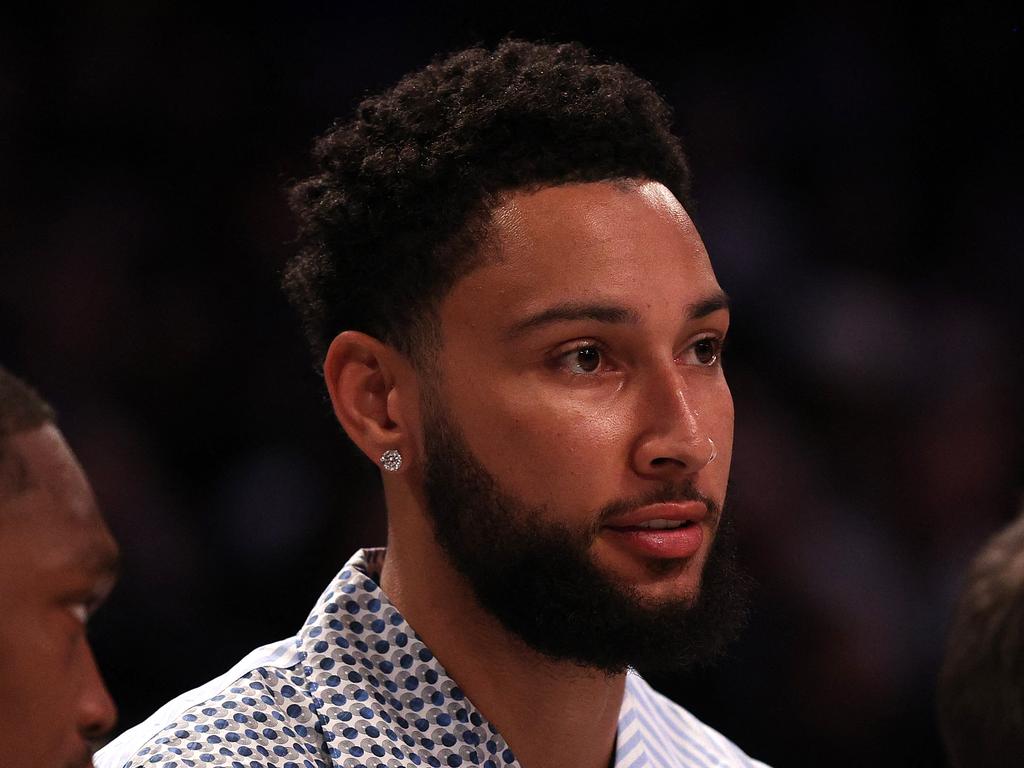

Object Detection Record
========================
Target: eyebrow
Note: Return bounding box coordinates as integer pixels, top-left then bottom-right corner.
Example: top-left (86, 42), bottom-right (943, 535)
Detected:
top-left (505, 303), bottom-right (639, 338)
top-left (687, 290), bottom-right (731, 320)
top-left (505, 290), bottom-right (730, 339)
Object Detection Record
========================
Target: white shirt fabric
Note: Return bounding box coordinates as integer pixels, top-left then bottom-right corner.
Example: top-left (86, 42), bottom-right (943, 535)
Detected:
top-left (97, 548), bottom-right (770, 768)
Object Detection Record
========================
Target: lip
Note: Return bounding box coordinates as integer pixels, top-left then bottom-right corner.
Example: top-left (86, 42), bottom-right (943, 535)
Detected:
top-left (602, 501), bottom-right (708, 529)
top-left (601, 501), bottom-right (708, 560)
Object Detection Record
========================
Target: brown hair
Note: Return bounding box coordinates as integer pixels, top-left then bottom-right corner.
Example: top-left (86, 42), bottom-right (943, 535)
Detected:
top-left (938, 510), bottom-right (1024, 767)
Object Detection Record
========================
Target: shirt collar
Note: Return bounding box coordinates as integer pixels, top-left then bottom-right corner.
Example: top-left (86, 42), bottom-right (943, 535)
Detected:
top-left (292, 548), bottom-right (719, 768)
top-left (296, 548), bottom-right (521, 768)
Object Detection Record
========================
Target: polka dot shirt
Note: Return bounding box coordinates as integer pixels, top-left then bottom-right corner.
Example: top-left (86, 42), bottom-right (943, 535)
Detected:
top-left (97, 549), bottom-right (769, 768)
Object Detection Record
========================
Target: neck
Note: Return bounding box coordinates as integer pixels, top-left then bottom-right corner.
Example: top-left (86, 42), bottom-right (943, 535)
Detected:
top-left (380, 499), bottom-right (624, 768)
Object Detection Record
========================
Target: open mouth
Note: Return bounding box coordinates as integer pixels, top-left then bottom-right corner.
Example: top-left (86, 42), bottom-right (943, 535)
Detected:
top-left (602, 518), bottom-right (704, 559)
top-left (612, 518), bottom-right (697, 531)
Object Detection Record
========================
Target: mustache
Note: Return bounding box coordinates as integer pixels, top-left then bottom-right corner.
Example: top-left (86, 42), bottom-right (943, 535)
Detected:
top-left (592, 481), bottom-right (720, 531)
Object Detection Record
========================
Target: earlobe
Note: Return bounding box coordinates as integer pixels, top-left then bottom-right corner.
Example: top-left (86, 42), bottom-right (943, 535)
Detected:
top-left (323, 331), bottom-right (406, 465)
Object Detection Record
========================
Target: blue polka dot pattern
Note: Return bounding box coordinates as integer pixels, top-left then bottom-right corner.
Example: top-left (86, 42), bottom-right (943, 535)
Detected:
top-left (99, 548), bottom-right (770, 768)
top-left (111, 549), bottom-right (520, 768)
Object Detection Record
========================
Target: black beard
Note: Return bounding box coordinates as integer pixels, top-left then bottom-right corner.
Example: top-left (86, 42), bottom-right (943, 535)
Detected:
top-left (421, 398), bottom-right (751, 674)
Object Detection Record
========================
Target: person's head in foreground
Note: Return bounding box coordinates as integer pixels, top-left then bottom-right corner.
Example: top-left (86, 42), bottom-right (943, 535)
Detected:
top-left (97, 39), bottom-right (765, 768)
top-left (938, 510), bottom-right (1024, 768)
top-left (0, 367), bottom-right (119, 768)
top-left (287, 37), bottom-right (749, 675)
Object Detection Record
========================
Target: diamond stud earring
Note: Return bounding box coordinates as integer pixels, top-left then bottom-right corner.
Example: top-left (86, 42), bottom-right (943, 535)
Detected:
top-left (380, 449), bottom-right (403, 473)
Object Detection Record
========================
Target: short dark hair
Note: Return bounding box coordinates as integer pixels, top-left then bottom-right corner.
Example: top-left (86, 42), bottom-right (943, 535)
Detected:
top-left (0, 367), bottom-right (56, 497)
top-left (284, 39), bottom-right (691, 367)
top-left (938, 511), bottom-right (1024, 767)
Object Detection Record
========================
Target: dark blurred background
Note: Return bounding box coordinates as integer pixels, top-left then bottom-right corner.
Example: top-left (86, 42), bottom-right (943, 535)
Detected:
top-left (2, 3), bottom-right (1021, 766)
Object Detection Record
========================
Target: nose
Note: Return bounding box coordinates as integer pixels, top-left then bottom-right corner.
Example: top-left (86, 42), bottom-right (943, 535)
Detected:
top-left (78, 643), bottom-right (117, 744)
top-left (631, 363), bottom-right (715, 478)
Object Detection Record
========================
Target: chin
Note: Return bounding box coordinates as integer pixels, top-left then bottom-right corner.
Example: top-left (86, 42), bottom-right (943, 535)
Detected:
top-left (639, 570), bottom-right (705, 606)
top-left (599, 551), bottom-right (707, 604)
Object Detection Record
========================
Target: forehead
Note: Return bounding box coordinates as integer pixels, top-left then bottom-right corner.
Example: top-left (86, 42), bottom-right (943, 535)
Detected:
top-left (0, 426), bottom-right (115, 575)
top-left (445, 180), bottom-right (719, 323)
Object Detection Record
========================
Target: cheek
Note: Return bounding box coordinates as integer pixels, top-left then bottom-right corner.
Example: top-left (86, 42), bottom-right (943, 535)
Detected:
top-left (715, 379), bottom-right (736, 446)
top-left (456, 381), bottom-right (635, 499)
top-left (0, 612), bottom-right (76, 733)
top-left (707, 380), bottom-right (735, 494)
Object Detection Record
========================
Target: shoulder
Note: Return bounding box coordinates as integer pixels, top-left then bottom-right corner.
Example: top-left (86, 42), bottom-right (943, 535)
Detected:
top-left (95, 638), bottom-right (328, 768)
top-left (620, 671), bottom-right (772, 768)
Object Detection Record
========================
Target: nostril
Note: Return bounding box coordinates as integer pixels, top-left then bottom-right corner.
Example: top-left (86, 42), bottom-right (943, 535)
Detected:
top-left (650, 456), bottom-right (686, 467)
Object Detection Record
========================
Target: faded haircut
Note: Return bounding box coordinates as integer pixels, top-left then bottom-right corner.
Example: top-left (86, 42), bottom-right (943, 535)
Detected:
top-left (0, 367), bottom-right (56, 497)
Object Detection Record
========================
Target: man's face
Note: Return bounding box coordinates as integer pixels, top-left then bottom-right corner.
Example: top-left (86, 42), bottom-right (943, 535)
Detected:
top-left (419, 180), bottom-right (744, 669)
top-left (0, 424), bottom-right (118, 768)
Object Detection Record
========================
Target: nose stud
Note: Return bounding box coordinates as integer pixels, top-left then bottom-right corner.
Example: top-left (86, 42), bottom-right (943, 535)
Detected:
top-left (707, 437), bottom-right (717, 465)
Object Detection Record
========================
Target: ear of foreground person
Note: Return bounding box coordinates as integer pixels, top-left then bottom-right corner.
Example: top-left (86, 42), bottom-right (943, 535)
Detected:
top-left (0, 367), bottom-right (120, 768)
top-left (97, 40), bottom-right (770, 768)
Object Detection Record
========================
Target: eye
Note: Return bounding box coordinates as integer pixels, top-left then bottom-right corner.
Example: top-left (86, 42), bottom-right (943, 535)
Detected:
top-left (686, 336), bottom-right (723, 367)
top-left (559, 345), bottom-right (604, 375)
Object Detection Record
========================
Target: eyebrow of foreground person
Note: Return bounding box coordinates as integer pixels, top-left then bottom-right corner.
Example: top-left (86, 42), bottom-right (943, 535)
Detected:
top-left (505, 290), bottom-right (730, 339)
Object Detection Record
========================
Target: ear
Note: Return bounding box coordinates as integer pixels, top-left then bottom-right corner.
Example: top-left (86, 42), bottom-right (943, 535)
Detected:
top-left (323, 331), bottom-right (414, 469)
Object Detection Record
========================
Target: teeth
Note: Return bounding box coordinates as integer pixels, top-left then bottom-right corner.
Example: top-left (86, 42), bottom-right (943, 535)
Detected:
top-left (635, 519), bottom-right (686, 530)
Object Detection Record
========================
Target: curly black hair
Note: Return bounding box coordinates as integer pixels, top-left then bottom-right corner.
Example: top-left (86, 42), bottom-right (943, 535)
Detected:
top-left (285, 39), bottom-right (692, 367)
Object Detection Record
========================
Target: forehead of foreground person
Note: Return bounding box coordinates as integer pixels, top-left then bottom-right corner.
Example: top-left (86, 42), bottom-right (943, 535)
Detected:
top-left (0, 369), bottom-right (118, 768)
